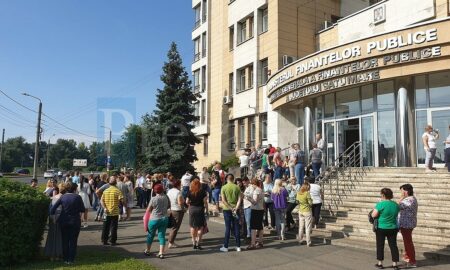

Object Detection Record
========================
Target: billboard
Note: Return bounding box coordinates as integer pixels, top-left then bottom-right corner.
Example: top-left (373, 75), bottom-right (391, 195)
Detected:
top-left (73, 159), bottom-right (88, 167)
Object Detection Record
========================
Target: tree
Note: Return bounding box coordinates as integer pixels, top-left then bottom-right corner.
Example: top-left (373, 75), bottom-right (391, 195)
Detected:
top-left (142, 42), bottom-right (200, 177)
top-left (58, 159), bottom-right (73, 171)
top-left (1, 137), bottom-right (33, 172)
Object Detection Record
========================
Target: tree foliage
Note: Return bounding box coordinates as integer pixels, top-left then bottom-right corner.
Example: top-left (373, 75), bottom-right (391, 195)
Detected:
top-left (142, 42), bottom-right (200, 178)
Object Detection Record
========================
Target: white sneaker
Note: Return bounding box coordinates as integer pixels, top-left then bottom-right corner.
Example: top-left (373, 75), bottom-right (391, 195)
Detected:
top-left (236, 247), bottom-right (241, 252)
top-left (219, 247), bottom-right (229, 252)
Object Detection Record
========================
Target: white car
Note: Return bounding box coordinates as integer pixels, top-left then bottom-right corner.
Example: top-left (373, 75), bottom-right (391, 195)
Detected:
top-left (43, 170), bottom-right (56, 179)
top-left (0, 172), bottom-right (3, 178)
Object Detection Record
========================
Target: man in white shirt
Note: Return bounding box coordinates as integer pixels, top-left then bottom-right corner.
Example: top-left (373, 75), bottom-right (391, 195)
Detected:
top-left (135, 173), bottom-right (146, 208)
top-left (288, 144), bottom-right (298, 178)
top-left (239, 151), bottom-right (250, 178)
top-left (181, 171), bottom-right (192, 199)
top-left (199, 167), bottom-right (212, 203)
top-left (422, 125), bottom-right (439, 172)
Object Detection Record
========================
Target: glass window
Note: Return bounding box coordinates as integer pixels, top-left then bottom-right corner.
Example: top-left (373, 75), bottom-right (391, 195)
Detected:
top-left (194, 5), bottom-right (201, 28)
top-left (260, 114), bottom-right (268, 141)
top-left (415, 110), bottom-right (427, 165)
top-left (249, 117), bottom-right (256, 147)
top-left (249, 16), bottom-right (254, 38)
top-left (336, 87), bottom-right (360, 117)
top-left (238, 68), bottom-right (246, 92)
top-left (314, 97), bottom-right (323, 120)
top-left (377, 110), bottom-right (397, 167)
top-left (238, 21), bottom-right (246, 44)
top-left (201, 99), bottom-right (206, 125)
top-left (324, 93), bottom-right (335, 118)
top-left (248, 64), bottom-right (254, 89)
top-left (297, 106), bottom-right (304, 127)
top-left (229, 26), bottom-right (234, 50)
top-left (229, 122), bottom-right (235, 150)
top-left (228, 73), bottom-right (233, 95)
top-left (429, 71), bottom-right (450, 107)
top-left (239, 119), bottom-right (245, 149)
top-left (259, 58), bottom-right (268, 85)
top-left (202, 32), bottom-right (207, 58)
top-left (377, 81), bottom-right (395, 111)
top-left (201, 66), bottom-right (206, 92)
top-left (414, 75), bottom-right (427, 109)
top-left (194, 102), bottom-right (200, 126)
top-left (193, 70), bottom-right (200, 93)
top-left (202, 0), bottom-right (207, 22)
top-left (194, 37), bottom-right (200, 62)
top-left (261, 8), bottom-right (268, 33)
top-left (203, 135), bottom-right (208, 155)
top-left (361, 84), bottom-right (374, 113)
top-left (361, 116), bottom-right (374, 166)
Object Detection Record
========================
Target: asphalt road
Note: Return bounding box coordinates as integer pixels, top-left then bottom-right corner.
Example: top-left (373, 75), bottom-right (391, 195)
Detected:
top-left (6, 175), bottom-right (45, 185)
top-left (75, 208), bottom-right (450, 270)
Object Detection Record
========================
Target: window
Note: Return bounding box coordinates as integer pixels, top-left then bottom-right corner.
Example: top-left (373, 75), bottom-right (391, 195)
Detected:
top-left (194, 5), bottom-right (201, 29)
top-left (228, 73), bottom-right (234, 95)
top-left (248, 64), bottom-right (254, 89)
top-left (314, 97), bottom-right (323, 120)
top-left (324, 93), bottom-right (335, 118)
top-left (361, 84), bottom-right (374, 113)
top-left (429, 71), bottom-right (450, 107)
top-left (249, 117), bottom-right (256, 147)
top-left (194, 37), bottom-right (200, 62)
top-left (260, 114), bottom-right (267, 141)
top-left (336, 87), bottom-right (361, 117)
top-left (202, 32), bottom-right (207, 58)
top-left (415, 75), bottom-right (427, 109)
top-left (201, 99), bottom-right (206, 125)
top-left (194, 102), bottom-right (200, 126)
top-left (239, 119), bottom-right (245, 149)
top-left (249, 16), bottom-right (254, 38)
top-left (238, 21), bottom-right (246, 44)
top-left (201, 66), bottom-right (206, 92)
top-left (377, 81), bottom-right (395, 111)
top-left (259, 58), bottom-right (268, 85)
top-left (202, 0), bottom-right (207, 22)
top-left (237, 68), bottom-right (246, 93)
top-left (229, 122), bottom-right (236, 150)
top-left (193, 69), bottom-right (200, 93)
top-left (229, 26), bottom-right (234, 50)
top-left (261, 8), bottom-right (268, 33)
top-left (378, 110), bottom-right (397, 167)
top-left (203, 135), bottom-right (208, 155)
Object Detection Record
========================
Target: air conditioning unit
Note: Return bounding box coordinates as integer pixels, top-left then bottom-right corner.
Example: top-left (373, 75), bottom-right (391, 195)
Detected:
top-left (282, 55), bottom-right (296, 66)
top-left (320, 20), bottom-right (333, 31)
top-left (223, 95), bottom-right (233, 105)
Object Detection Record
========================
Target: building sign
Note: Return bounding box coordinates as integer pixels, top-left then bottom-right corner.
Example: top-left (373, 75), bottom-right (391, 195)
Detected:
top-left (267, 27), bottom-right (443, 104)
top-left (73, 159), bottom-right (87, 167)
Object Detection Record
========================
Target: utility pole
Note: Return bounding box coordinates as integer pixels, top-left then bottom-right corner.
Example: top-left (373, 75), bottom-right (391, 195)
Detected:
top-left (101, 125), bottom-right (112, 174)
top-left (0, 128), bottom-right (5, 172)
top-left (22, 93), bottom-right (42, 179)
top-left (46, 134), bottom-right (55, 170)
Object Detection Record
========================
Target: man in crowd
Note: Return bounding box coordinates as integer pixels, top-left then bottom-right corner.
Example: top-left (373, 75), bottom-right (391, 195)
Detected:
top-left (101, 176), bottom-right (123, 246)
top-left (239, 150), bottom-right (249, 178)
top-left (181, 171), bottom-right (192, 200)
top-left (135, 173), bottom-right (146, 208)
top-left (220, 174), bottom-right (243, 252)
top-left (273, 147), bottom-right (284, 180)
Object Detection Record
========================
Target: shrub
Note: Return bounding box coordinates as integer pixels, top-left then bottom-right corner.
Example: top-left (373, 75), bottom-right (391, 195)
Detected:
top-left (0, 179), bottom-right (50, 266)
top-left (222, 155), bottom-right (240, 172)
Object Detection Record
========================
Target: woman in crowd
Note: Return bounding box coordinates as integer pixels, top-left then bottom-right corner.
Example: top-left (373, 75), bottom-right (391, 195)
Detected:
top-left (145, 184), bottom-right (169, 259)
top-left (186, 179), bottom-right (208, 250)
top-left (44, 184), bottom-right (65, 260)
top-left (297, 182), bottom-right (313, 247)
top-left (43, 179), bottom-right (56, 197)
top-left (398, 184), bottom-right (418, 268)
top-left (78, 176), bottom-right (91, 228)
top-left (422, 124), bottom-right (439, 172)
top-left (285, 177), bottom-right (300, 231)
top-left (243, 177), bottom-right (255, 239)
top-left (271, 179), bottom-right (288, 241)
top-left (263, 174), bottom-right (275, 229)
top-left (246, 178), bottom-right (264, 250)
top-left (261, 148), bottom-right (270, 175)
top-left (124, 174), bottom-right (134, 220)
top-left (167, 179), bottom-right (185, 249)
top-left (95, 173), bottom-right (108, 221)
top-left (50, 182), bottom-right (85, 265)
top-left (371, 188), bottom-right (400, 270)
top-left (309, 176), bottom-right (323, 229)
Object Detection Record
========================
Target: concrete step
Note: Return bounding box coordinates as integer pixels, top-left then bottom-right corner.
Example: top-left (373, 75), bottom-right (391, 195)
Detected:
top-left (323, 191), bottom-right (450, 202)
top-left (322, 201), bottom-right (447, 214)
top-left (320, 211), bottom-right (450, 225)
top-left (326, 186), bottom-right (450, 195)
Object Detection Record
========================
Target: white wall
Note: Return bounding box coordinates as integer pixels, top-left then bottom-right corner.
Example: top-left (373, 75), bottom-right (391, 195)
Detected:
top-left (337, 0), bottom-right (435, 45)
top-left (340, 0), bottom-right (370, 18)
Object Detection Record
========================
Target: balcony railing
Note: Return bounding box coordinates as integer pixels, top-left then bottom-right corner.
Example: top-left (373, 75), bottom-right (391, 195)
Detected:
top-left (193, 85), bottom-right (201, 94)
top-left (194, 20), bottom-right (201, 29)
top-left (194, 52), bottom-right (201, 62)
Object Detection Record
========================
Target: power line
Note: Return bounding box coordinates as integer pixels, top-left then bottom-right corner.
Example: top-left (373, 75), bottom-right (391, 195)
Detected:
top-left (0, 104), bottom-right (36, 125)
top-left (0, 89), bottom-right (37, 113)
top-left (42, 112), bottom-right (99, 139)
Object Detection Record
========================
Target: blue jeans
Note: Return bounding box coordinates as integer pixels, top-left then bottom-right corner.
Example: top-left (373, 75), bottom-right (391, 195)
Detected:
top-left (274, 208), bottom-right (286, 237)
top-left (223, 210), bottom-right (241, 248)
top-left (274, 166), bottom-right (283, 180)
top-left (212, 188), bottom-right (221, 204)
top-left (312, 162), bottom-right (322, 178)
top-left (92, 193), bottom-right (99, 211)
top-left (182, 186), bottom-right (189, 200)
top-left (147, 217), bottom-right (169, 246)
top-left (295, 163), bottom-right (305, 185)
top-left (244, 207), bottom-right (252, 237)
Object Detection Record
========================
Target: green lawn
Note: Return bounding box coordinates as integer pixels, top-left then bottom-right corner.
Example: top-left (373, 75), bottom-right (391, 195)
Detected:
top-left (12, 247), bottom-right (156, 270)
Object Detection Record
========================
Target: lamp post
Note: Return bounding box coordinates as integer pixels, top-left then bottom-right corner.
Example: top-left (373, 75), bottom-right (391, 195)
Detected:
top-left (22, 93), bottom-right (42, 179)
top-left (101, 125), bottom-right (112, 173)
top-left (46, 134), bottom-right (56, 170)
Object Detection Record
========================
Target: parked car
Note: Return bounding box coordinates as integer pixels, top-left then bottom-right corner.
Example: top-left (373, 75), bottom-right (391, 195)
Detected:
top-left (44, 170), bottom-right (56, 179)
top-left (16, 168), bottom-right (30, 175)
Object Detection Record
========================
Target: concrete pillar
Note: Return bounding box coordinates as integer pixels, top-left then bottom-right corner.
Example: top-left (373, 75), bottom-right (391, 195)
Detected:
top-left (304, 104), bottom-right (314, 164)
top-left (396, 77), bottom-right (415, 166)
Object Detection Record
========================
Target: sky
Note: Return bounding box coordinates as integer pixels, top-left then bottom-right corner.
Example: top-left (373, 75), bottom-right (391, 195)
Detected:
top-left (0, 0), bottom-right (193, 145)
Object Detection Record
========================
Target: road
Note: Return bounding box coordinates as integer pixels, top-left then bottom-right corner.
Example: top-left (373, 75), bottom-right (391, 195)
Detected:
top-left (6, 175), bottom-right (45, 185)
top-left (75, 208), bottom-right (450, 270)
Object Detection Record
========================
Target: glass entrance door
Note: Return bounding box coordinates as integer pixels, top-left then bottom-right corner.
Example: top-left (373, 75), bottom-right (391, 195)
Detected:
top-left (337, 118), bottom-right (360, 166)
top-left (361, 116), bottom-right (374, 166)
top-left (431, 109), bottom-right (450, 166)
top-left (324, 122), bottom-right (335, 166)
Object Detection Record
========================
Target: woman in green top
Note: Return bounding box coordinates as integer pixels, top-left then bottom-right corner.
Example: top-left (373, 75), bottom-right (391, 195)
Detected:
top-left (371, 188), bottom-right (400, 270)
top-left (261, 148), bottom-right (270, 174)
top-left (296, 182), bottom-right (313, 247)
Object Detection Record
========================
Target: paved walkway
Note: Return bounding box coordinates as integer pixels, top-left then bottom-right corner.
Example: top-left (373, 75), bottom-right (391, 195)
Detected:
top-left (77, 209), bottom-right (450, 270)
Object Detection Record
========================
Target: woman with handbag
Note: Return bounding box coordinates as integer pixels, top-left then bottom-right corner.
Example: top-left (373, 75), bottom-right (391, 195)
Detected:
top-left (167, 179), bottom-right (185, 249)
top-left (371, 188), bottom-right (400, 270)
top-left (186, 179), bottom-right (208, 250)
top-left (44, 184), bottom-right (65, 260)
top-left (144, 184), bottom-right (170, 259)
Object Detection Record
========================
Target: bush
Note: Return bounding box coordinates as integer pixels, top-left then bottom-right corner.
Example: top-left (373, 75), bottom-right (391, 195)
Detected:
top-left (0, 179), bottom-right (50, 266)
top-left (222, 155), bottom-right (240, 172)
top-left (58, 158), bottom-right (73, 171)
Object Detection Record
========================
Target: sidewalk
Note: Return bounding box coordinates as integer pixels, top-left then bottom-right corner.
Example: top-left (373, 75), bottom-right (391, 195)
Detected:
top-left (74, 208), bottom-right (450, 270)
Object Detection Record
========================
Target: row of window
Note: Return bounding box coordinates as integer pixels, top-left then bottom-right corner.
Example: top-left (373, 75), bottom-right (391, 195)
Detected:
top-left (229, 114), bottom-right (267, 150)
top-left (229, 8), bottom-right (268, 50)
top-left (228, 59), bottom-right (268, 94)
top-left (193, 66), bottom-right (206, 94)
top-left (193, 32), bottom-right (207, 62)
top-left (193, 0), bottom-right (207, 29)
top-left (193, 99), bottom-right (207, 126)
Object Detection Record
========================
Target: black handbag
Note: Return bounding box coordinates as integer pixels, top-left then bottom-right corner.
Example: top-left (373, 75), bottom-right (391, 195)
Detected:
top-left (167, 213), bottom-right (176, 228)
top-left (368, 210), bottom-right (378, 232)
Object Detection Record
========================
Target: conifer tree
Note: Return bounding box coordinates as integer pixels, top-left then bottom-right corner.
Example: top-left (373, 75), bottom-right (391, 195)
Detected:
top-left (142, 42), bottom-right (200, 177)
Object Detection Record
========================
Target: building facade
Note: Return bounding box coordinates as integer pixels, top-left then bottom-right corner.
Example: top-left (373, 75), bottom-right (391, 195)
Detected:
top-left (190, 0), bottom-right (450, 170)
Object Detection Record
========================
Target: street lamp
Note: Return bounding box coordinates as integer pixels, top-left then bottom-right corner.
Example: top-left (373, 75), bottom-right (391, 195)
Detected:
top-left (22, 93), bottom-right (42, 179)
top-left (100, 125), bottom-right (112, 173)
top-left (46, 134), bottom-right (56, 170)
